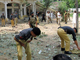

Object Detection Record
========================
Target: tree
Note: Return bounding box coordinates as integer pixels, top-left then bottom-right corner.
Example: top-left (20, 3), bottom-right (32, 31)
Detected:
top-left (75, 0), bottom-right (79, 33)
top-left (62, 0), bottom-right (79, 33)
top-left (41, 0), bottom-right (52, 13)
top-left (58, 1), bottom-right (68, 21)
top-left (62, 0), bottom-right (80, 8)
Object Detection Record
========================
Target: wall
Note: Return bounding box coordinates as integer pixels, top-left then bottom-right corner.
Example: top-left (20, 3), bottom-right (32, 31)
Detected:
top-left (69, 8), bottom-right (80, 13)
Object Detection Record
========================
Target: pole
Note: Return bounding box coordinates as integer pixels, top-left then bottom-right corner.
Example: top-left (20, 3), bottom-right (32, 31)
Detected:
top-left (75, 0), bottom-right (78, 33)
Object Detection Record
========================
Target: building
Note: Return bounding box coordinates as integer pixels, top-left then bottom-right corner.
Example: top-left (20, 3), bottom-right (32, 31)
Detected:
top-left (0, 0), bottom-right (37, 19)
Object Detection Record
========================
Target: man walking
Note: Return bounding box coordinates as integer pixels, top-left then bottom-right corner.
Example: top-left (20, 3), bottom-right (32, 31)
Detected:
top-left (50, 11), bottom-right (54, 21)
top-left (64, 11), bottom-right (68, 24)
top-left (57, 11), bottom-right (61, 25)
top-left (46, 11), bottom-right (52, 24)
top-left (1, 13), bottom-right (5, 27)
top-left (42, 12), bottom-right (46, 22)
top-left (28, 12), bottom-right (37, 28)
top-left (57, 26), bottom-right (80, 54)
top-left (14, 12), bottom-right (18, 25)
top-left (14, 27), bottom-right (41, 60)
top-left (10, 13), bottom-right (15, 27)
top-left (72, 11), bottom-right (76, 28)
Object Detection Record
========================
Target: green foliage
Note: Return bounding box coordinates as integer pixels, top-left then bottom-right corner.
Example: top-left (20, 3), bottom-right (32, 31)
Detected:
top-left (58, 1), bottom-right (68, 21)
top-left (43, 0), bottom-right (52, 8)
top-left (58, 1), bottom-right (68, 12)
top-left (62, 0), bottom-right (80, 8)
top-left (78, 0), bottom-right (80, 7)
top-left (25, 1), bottom-right (31, 6)
top-left (66, 0), bottom-right (75, 8)
top-left (40, 0), bottom-right (52, 12)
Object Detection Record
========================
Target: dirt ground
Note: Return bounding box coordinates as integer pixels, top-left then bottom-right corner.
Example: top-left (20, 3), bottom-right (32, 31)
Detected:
top-left (0, 17), bottom-right (80, 60)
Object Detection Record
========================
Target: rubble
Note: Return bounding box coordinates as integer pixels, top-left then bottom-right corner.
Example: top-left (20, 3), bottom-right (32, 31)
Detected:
top-left (0, 19), bottom-right (80, 60)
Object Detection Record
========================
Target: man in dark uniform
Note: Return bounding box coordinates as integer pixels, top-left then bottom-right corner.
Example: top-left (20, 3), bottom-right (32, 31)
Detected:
top-left (36, 12), bottom-right (39, 16)
top-left (1, 13), bottom-right (5, 27)
top-left (57, 26), bottom-right (80, 54)
top-left (14, 27), bottom-right (41, 60)
top-left (42, 12), bottom-right (46, 22)
top-left (28, 12), bottom-right (37, 28)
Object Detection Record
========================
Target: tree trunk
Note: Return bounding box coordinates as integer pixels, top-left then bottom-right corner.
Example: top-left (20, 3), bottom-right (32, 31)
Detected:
top-left (75, 0), bottom-right (78, 33)
top-left (29, 6), bottom-right (31, 16)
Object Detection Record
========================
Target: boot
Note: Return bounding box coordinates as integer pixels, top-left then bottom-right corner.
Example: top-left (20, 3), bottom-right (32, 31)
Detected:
top-left (61, 48), bottom-right (65, 51)
top-left (64, 51), bottom-right (72, 54)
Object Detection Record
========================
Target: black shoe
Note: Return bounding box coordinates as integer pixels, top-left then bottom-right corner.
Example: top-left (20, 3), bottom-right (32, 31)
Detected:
top-left (64, 51), bottom-right (72, 54)
top-left (61, 48), bottom-right (65, 51)
top-left (34, 38), bottom-right (37, 40)
top-left (12, 26), bottom-right (15, 27)
top-left (65, 22), bottom-right (67, 24)
top-left (3, 25), bottom-right (5, 27)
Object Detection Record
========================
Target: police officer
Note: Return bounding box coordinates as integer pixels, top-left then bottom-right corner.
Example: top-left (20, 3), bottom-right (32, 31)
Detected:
top-left (64, 11), bottom-right (68, 24)
top-left (14, 27), bottom-right (41, 60)
top-left (1, 13), bottom-right (5, 27)
top-left (14, 12), bottom-right (18, 25)
top-left (10, 13), bottom-right (15, 27)
top-left (28, 12), bottom-right (37, 40)
top-left (67, 11), bottom-right (70, 21)
top-left (57, 26), bottom-right (80, 54)
top-left (28, 12), bottom-right (37, 28)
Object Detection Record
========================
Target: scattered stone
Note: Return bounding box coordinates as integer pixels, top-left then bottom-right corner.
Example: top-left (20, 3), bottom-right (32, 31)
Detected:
top-left (0, 19), bottom-right (80, 60)
top-left (46, 44), bottom-right (50, 47)
top-left (57, 45), bottom-right (61, 48)
top-left (79, 55), bottom-right (80, 57)
top-left (38, 50), bottom-right (42, 54)
top-left (53, 46), bottom-right (54, 48)
top-left (9, 53), bottom-right (11, 55)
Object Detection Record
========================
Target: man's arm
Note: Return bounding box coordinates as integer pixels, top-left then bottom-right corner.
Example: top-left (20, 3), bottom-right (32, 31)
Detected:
top-left (74, 40), bottom-right (80, 50)
top-left (72, 31), bottom-right (80, 50)
top-left (4, 16), bottom-right (5, 19)
top-left (14, 37), bottom-right (25, 47)
top-left (27, 36), bottom-right (33, 43)
top-left (14, 32), bottom-right (25, 47)
top-left (35, 17), bottom-right (37, 27)
top-left (1, 16), bottom-right (2, 20)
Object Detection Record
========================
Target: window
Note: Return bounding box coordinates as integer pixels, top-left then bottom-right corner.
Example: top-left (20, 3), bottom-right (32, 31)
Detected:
top-left (7, 3), bottom-right (12, 6)
top-left (14, 3), bottom-right (19, 7)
